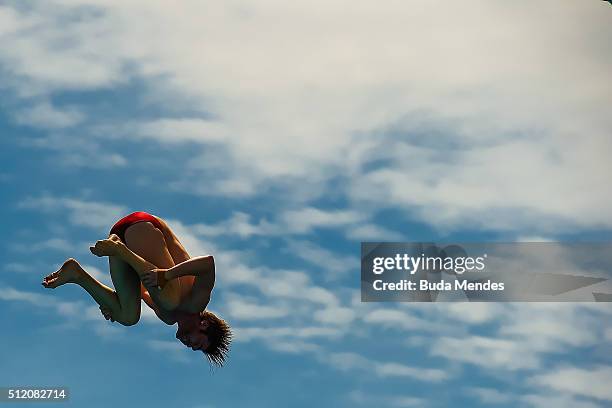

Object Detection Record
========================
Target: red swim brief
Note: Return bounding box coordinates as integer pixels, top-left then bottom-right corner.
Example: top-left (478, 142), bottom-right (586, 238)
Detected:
top-left (109, 211), bottom-right (164, 242)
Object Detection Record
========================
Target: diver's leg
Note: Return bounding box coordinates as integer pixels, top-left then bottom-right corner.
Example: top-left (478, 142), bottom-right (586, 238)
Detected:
top-left (124, 222), bottom-right (175, 269)
top-left (123, 222), bottom-right (182, 311)
top-left (105, 256), bottom-right (142, 325)
top-left (42, 257), bottom-right (142, 326)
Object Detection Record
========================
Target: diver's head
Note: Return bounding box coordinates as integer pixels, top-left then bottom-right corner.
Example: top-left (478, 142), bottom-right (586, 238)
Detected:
top-left (176, 311), bottom-right (232, 367)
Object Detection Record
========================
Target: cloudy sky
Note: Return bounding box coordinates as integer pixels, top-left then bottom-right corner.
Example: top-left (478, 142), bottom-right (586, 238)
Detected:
top-left (1, 1), bottom-right (611, 407)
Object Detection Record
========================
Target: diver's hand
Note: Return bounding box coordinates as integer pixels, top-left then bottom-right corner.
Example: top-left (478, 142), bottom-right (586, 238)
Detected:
top-left (90, 234), bottom-right (123, 257)
top-left (142, 268), bottom-right (168, 289)
top-left (100, 305), bottom-right (115, 322)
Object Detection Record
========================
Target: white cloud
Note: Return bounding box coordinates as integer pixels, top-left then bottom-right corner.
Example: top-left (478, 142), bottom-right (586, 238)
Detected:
top-left (14, 100), bottom-right (84, 128)
top-left (3, 261), bottom-right (30, 273)
top-left (266, 339), bottom-right (320, 354)
top-left (325, 351), bottom-right (448, 382)
top-left (191, 212), bottom-right (277, 238)
top-left (431, 335), bottom-right (540, 370)
top-left (362, 308), bottom-right (446, 333)
top-left (2, 0), bottom-right (610, 231)
top-left (348, 390), bottom-right (426, 408)
top-left (61, 152), bottom-right (128, 168)
top-left (226, 296), bottom-right (289, 320)
top-left (0, 284), bottom-right (107, 325)
top-left (326, 351), bottom-right (369, 371)
top-left (16, 131), bottom-right (128, 168)
top-left (498, 303), bottom-right (608, 352)
top-left (530, 366), bottom-right (612, 401)
top-left (375, 362), bottom-right (447, 382)
top-left (131, 118), bottom-right (228, 144)
top-left (521, 393), bottom-right (602, 408)
top-left (465, 387), bottom-right (512, 404)
top-left (426, 303), bottom-right (612, 373)
top-left (344, 223), bottom-right (404, 241)
top-left (10, 237), bottom-right (74, 253)
top-left (443, 303), bottom-right (504, 324)
top-left (91, 321), bottom-right (124, 338)
top-left (0, 3), bottom-right (127, 93)
top-left (190, 209), bottom-right (401, 242)
top-left (233, 326), bottom-right (342, 343)
top-left (313, 306), bottom-right (355, 325)
top-left (284, 240), bottom-right (356, 281)
top-left (390, 396), bottom-right (426, 408)
top-left (224, 267), bottom-right (340, 307)
top-left (0, 286), bottom-right (54, 306)
top-left (605, 328), bottom-right (612, 342)
top-left (278, 208), bottom-right (362, 234)
top-left (18, 195), bottom-right (128, 230)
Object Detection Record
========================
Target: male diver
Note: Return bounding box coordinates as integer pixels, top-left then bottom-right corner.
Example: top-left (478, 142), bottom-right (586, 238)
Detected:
top-left (42, 211), bottom-right (231, 367)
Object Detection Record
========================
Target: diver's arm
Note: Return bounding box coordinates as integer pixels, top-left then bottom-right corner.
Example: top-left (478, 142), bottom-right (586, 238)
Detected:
top-left (166, 256), bottom-right (214, 280)
top-left (141, 256), bottom-right (215, 289)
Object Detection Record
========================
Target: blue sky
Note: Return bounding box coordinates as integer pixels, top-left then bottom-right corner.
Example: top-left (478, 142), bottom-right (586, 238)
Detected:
top-left (1, 1), bottom-right (611, 407)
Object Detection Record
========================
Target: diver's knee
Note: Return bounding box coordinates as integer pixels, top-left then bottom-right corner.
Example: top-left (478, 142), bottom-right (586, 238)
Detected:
top-left (121, 317), bottom-right (140, 326)
top-left (120, 310), bottom-right (141, 326)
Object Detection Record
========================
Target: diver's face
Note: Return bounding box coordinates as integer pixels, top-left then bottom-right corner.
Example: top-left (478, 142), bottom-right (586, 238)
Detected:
top-left (176, 320), bottom-right (210, 351)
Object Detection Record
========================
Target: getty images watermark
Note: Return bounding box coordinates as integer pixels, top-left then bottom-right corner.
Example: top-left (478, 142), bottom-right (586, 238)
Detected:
top-left (361, 242), bottom-right (612, 302)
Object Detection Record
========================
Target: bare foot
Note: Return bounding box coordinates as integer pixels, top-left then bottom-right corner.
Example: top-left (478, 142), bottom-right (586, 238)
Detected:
top-left (90, 234), bottom-right (123, 257)
top-left (42, 258), bottom-right (84, 289)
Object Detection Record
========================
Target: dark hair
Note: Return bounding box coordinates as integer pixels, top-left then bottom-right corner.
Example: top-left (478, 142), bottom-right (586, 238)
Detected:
top-left (200, 311), bottom-right (232, 367)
